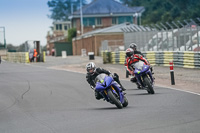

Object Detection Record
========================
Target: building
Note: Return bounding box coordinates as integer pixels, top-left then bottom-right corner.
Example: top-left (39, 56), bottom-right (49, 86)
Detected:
top-left (69, 0), bottom-right (145, 35)
top-left (73, 23), bottom-right (140, 56)
top-left (46, 21), bottom-right (71, 55)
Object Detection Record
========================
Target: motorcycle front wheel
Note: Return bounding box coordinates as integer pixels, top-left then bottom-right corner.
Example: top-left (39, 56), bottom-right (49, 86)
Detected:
top-left (143, 76), bottom-right (155, 94)
top-left (122, 96), bottom-right (128, 107)
top-left (107, 89), bottom-right (123, 109)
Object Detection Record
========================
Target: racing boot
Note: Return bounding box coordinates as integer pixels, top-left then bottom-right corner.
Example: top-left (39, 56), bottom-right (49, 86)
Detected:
top-left (136, 82), bottom-right (142, 89)
top-left (120, 84), bottom-right (126, 91)
top-left (113, 73), bottom-right (126, 91)
top-left (95, 90), bottom-right (103, 100)
top-left (150, 66), bottom-right (154, 75)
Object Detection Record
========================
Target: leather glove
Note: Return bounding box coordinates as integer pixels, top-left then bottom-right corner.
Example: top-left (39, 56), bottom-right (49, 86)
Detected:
top-left (90, 85), bottom-right (95, 90)
top-left (130, 71), bottom-right (134, 75)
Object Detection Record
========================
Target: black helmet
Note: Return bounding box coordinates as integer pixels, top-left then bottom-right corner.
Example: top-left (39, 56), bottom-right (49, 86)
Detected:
top-left (86, 62), bottom-right (96, 75)
top-left (126, 48), bottom-right (134, 57)
top-left (129, 43), bottom-right (137, 50)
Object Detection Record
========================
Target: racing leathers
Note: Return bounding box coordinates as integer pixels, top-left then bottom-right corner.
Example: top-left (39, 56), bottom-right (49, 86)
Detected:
top-left (125, 54), bottom-right (150, 88)
top-left (86, 67), bottom-right (126, 100)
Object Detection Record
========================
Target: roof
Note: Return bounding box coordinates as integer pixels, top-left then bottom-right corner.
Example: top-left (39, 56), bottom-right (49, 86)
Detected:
top-left (70, 0), bottom-right (145, 18)
top-left (73, 22), bottom-right (137, 40)
top-left (53, 21), bottom-right (71, 25)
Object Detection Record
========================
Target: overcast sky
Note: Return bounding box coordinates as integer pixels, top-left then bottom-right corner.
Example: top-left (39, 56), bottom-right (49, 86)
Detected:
top-left (0, 0), bottom-right (120, 46)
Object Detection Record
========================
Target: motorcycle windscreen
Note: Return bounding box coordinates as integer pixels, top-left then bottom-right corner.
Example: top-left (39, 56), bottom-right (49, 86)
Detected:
top-left (95, 73), bottom-right (112, 90)
top-left (133, 61), bottom-right (144, 74)
top-left (104, 76), bottom-right (113, 88)
top-left (142, 65), bottom-right (150, 72)
top-left (133, 61), bottom-right (149, 74)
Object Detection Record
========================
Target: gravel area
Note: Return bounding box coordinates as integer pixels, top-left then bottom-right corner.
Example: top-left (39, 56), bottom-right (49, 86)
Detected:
top-left (49, 56), bottom-right (200, 94)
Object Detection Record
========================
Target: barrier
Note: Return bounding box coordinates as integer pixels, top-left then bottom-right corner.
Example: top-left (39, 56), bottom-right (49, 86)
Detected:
top-left (101, 51), bottom-right (200, 69)
top-left (183, 51), bottom-right (195, 68)
top-left (43, 51), bottom-right (46, 62)
top-left (119, 51), bottom-right (126, 64)
top-left (6, 52), bottom-right (29, 63)
top-left (5, 52), bottom-right (46, 63)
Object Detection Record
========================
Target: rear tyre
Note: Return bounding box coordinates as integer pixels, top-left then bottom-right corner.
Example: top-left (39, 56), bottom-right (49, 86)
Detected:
top-left (122, 96), bottom-right (128, 107)
top-left (107, 89), bottom-right (123, 109)
top-left (143, 76), bottom-right (155, 94)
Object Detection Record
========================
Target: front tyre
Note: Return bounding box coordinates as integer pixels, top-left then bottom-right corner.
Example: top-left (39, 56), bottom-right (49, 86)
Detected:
top-left (107, 89), bottom-right (123, 109)
top-left (122, 96), bottom-right (128, 107)
top-left (143, 76), bottom-right (155, 94)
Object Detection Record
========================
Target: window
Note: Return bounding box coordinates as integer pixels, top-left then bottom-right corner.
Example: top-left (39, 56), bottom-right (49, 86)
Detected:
top-left (83, 18), bottom-right (95, 26)
top-left (96, 18), bottom-right (102, 26)
top-left (56, 24), bottom-right (62, 30)
top-left (112, 17), bottom-right (117, 25)
top-left (64, 25), bottom-right (68, 30)
top-left (118, 16), bottom-right (133, 24)
top-left (73, 19), bottom-right (76, 28)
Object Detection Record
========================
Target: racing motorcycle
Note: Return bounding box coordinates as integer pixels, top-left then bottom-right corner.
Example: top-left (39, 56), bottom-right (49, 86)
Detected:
top-left (132, 61), bottom-right (155, 94)
top-left (95, 73), bottom-right (128, 109)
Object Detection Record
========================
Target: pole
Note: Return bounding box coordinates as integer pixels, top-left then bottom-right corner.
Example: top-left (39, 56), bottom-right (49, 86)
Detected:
top-left (190, 19), bottom-right (199, 51)
top-left (196, 18), bottom-right (200, 49)
top-left (80, 0), bottom-right (84, 35)
top-left (166, 22), bottom-right (174, 51)
top-left (172, 21), bottom-right (181, 51)
top-left (0, 27), bottom-right (6, 48)
top-left (3, 27), bottom-right (6, 48)
top-left (160, 23), bottom-right (169, 51)
top-left (178, 21), bottom-right (186, 51)
top-left (184, 20), bottom-right (192, 50)
top-left (151, 24), bottom-right (159, 51)
top-left (156, 24), bottom-right (163, 51)
top-left (169, 60), bottom-right (175, 85)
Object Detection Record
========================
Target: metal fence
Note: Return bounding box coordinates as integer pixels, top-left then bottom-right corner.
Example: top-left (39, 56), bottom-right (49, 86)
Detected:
top-left (100, 40), bottom-right (124, 55)
top-left (121, 18), bottom-right (200, 51)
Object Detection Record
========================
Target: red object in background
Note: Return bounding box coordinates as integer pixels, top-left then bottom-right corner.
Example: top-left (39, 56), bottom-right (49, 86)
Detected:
top-left (169, 61), bottom-right (174, 71)
top-left (194, 47), bottom-right (200, 51)
top-left (169, 60), bottom-right (175, 85)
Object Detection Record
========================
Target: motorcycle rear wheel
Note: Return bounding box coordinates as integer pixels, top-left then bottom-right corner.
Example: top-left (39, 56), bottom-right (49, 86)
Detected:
top-left (107, 89), bottom-right (123, 109)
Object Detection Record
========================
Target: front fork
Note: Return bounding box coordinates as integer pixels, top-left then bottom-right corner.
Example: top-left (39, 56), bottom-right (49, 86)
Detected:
top-left (136, 70), bottom-right (154, 87)
top-left (104, 86), bottom-right (124, 103)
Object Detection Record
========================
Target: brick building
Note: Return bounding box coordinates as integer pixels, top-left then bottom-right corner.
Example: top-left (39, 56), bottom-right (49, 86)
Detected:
top-left (73, 23), bottom-right (138, 56)
top-left (70, 0), bottom-right (145, 56)
top-left (69, 0), bottom-right (145, 34)
top-left (46, 21), bottom-right (71, 55)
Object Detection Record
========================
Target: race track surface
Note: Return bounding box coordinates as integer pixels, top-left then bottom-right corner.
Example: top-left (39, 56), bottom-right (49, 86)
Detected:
top-left (0, 61), bottom-right (200, 133)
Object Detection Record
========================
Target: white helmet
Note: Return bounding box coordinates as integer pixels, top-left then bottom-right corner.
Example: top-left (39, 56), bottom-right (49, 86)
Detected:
top-left (129, 43), bottom-right (137, 50)
top-left (86, 62), bottom-right (96, 74)
top-left (126, 48), bottom-right (134, 57)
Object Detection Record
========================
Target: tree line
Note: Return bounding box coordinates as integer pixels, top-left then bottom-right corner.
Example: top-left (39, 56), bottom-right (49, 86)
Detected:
top-left (47, 0), bottom-right (200, 24)
top-left (120, 0), bottom-right (200, 24)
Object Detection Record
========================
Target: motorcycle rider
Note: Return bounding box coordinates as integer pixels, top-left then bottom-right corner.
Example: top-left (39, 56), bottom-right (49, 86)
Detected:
top-left (129, 43), bottom-right (144, 57)
top-left (126, 43), bottom-right (154, 75)
top-left (125, 48), bottom-right (150, 89)
top-left (86, 62), bottom-right (126, 100)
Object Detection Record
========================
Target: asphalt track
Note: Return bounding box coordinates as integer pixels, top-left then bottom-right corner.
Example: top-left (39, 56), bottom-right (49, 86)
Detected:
top-left (0, 60), bottom-right (200, 133)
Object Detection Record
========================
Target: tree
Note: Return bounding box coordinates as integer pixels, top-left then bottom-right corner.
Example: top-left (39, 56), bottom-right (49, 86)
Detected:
top-left (120, 0), bottom-right (200, 24)
top-left (7, 44), bottom-right (17, 52)
top-left (68, 28), bottom-right (77, 42)
top-left (47, 0), bottom-right (87, 21)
